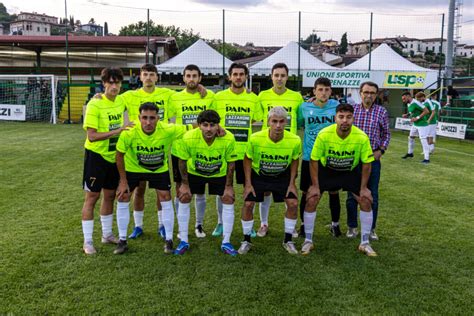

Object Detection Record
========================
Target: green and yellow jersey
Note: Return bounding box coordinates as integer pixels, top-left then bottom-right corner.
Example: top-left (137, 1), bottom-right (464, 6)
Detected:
top-left (122, 87), bottom-right (176, 123)
top-left (168, 89), bottom-right (215, 125)
top-left (311, 124), bottom-right (374, 171)
top-left (172, 128), bottom-right (237, 178)
top-left (83, 94), bottom-right (126, 163)
top-left (116, 122), bottom-right (190, 174)
top-left (210, 88), bottom-right (261, 160)
top-left (246, 129), bottom-right (301, 177)
top-left (258, 88), bottom-right (303, 134)
top-left (407, 100), bottom-right (429, 127)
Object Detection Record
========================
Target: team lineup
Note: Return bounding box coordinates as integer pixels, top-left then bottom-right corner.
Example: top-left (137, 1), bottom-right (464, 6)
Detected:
top-left (81, 60), bottom-right (440, 257)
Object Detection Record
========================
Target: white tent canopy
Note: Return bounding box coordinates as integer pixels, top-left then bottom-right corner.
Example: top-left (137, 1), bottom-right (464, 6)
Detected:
top-left (344, 43), bottom-right (436, 72)
top-left (250, 41), bottom-right (335, 76)
top-left (156, 39), bottom-right (232, 75)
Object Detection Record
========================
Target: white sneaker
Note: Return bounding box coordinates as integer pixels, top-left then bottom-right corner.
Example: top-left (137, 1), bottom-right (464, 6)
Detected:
top-left (194, 225), bottom-right (206, 238)
top-left (346, 227), bottom-right (358, 239)
top-left (238, 241), bottom-right (252, 255)
top-left (292, 228), bottom-right (299, 239)
top-left (301, 240), bottom-right (314, 255)
top-left (282, 241), bottom-right (298, 254)
top-left (101, 234), bottom-right (119, 244)
top-left (83, 241), bottom-right (97, 255)
top-left (369, 229), bottom-right (379, 241)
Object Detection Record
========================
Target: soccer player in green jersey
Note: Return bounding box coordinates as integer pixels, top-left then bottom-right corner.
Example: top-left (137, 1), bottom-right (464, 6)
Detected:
top-left (255, 63), bottom-right (304, 238)
top-left (304, 104), bottom-right (377, 256)
top-left (238, 107), bottom-right (302, 255)
top-left (209, 63), bottom-right (261, 238)
top-left (115, 102), bottom-right (191, 254)
top-left (401, 91), bottom-right (430, 163)
top-left (172, 110), bottom-right (238, 256)
top-left (168, 64), bottom-right (215, 239)
top-left (81, 67), bottom-right (134, 255)
top-left (427, 93), bottom-right (440, 153)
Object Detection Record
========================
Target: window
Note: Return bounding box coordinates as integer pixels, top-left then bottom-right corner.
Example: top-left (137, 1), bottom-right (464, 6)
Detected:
top-left (45, 27), bottom-right (47, 32)
top-left (37, 27), bottom-right (40, 32)
top-left (410, 44), bottom-right (413, 48)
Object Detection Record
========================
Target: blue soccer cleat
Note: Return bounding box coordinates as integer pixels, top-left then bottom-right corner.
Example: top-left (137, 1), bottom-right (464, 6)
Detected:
top-left (128, 226), bottom-right (143, 239)
top-left (212, 223), bottom-right (223, 237)
top-left (158, 225), bottom-right (166, 240)
top-left (221, 242), bottom-right (238, 257)
top-left (173, 241), bottom-right (189, 255)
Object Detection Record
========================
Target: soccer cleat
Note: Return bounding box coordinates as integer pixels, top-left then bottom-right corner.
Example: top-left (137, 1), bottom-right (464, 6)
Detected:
top-left (358, 243), bottom-right (378, 257)
top-left (301, 240), bottom-right (314, 255)
top-left (329, 224), bottom-right (342, 237)
top-left (158, 225), bottom-right (166, 240)
top-left (113, 239), bottom-right (128, 255)
top-left (421, 159), bottom-right (430, 164)
top-left (101, 234), bottom-right (119, 245)
top-left (174, 241), bottom-right (190, 255)
top-left (282, 241), bottom-right (298, 254)
top-left (164, 240), bottom-right (173, 254)
top-left (402, 153), bottom-right (414, 159)
top-left (221, 243), bottom-right (238, 256)
top-left (195, 225), bottom-right (206, 238)
top-left (237, 241), bottom-right (252, 255)
top-left (346, 227), bottom-right (358, 238)
top-left (257, 224), bottom-right (269, 237)
top-left (250, 229), bottom-right (257, 238)
top-left (128, 226), bottom-right (143, 239)
top-left (83, 241), bottom-right (97, 255)
top-left (298, 225), bottom-right (305, 238)
top-left (369, 229), bottom-right (379, 241)
top-left (212, 223), bottom-right (223, 237)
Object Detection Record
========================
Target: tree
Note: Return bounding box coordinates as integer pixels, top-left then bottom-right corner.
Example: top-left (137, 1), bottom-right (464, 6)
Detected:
top-left (207, 39), bottom-right (248, 60)
top-left (339, 32), bottom-right (348, 55)
top-left (104, 22), bottom-right (108, 36)
top-left (89, 18), bottom-right (95, 25)
top-left (300, 33), bottom-right (320, 49)
top-left (0, 3), bottom-right (17, 33)
top-left (69, 16), bottom-right (74, 27)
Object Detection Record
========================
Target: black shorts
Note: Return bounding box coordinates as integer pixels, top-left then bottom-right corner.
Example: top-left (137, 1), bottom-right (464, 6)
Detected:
top-left (245, 170), bottom-right (297, 203)
top-left (82, 149), bottom-right (119, 192)
top-left (299, 160), bottom-right (311, 192)
top-left (126, 171), bottom-right (171, 192)
top-left (318, 162), bottom-right (361, 194)
top-left (235, 159), bottom-right (245, 185)
top-left (171, 155), bottom-right (182, 183)
top-left (188, 174), bottom-right (226, 196)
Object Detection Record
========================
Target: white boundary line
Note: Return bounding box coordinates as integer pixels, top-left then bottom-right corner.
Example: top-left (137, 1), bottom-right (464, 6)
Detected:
top-left (391, 138), bottom-right (474, 157)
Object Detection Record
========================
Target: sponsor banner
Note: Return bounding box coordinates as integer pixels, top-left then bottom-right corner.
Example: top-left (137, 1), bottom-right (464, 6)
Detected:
top-left (395, 117), bottom-right (412, 131)
top-left (384, 72), bottom-right (426, 89)
top-left (303, 70), bottom-right (376, 88)
top-left (0, 104), bottom-right (26, 121)
top-left (436, 122), bottom-right (467, 140)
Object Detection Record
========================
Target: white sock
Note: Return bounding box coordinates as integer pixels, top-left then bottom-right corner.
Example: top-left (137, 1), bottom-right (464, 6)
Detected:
top-left (216, 196), bottom-right (223, 224)
top-left (332, 221), bottom-right (339, 226)
top-left (157, 210), bottom-right (163, 227)
top-left (82, 220), bottom-right (94, 243)
top-left (360, 210), bottom-right (373, 245)
top-left (222, 203), bottom-right (234, 244)
top-left (174, 196), bottom-right (179, 215)
top-left (178, 202), bottom-right (190, 242)
top-left (100, 214), bottom-right (113, 238)
top-left (133, 210), bottom-right (144, 228)
top-left (284, 217), bottom-right (297, 235)
top-left (259, 195), bottom-right (271, 226)
top-left (408, 137), bottom-right (415, 154)
top-left (195, 194), bottom-right (206, 227)
top-left (430, 143), bottom-right (435, 152)
top-left (242, 219), bottom-right (254, 236)
top-left (303, 211), bottom-right (317, 242)
top-left (161, 200), bottom-right (174, 241)
top-left (420, 138), bottom-right (430, 160)
top-left (117, 202), bottom-right (130, 240)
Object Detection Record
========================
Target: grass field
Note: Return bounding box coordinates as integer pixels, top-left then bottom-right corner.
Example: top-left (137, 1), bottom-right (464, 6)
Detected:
top-left (1, 122), bottom-right (473, 314)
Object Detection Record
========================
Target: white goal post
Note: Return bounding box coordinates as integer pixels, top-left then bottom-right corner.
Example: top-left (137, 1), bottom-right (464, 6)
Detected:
top-left (0, 74), bottom-right (58, 124)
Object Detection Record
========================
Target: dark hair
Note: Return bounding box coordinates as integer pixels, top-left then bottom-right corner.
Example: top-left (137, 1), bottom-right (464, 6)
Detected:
top-left (336, 103), bottom-right (354, 114)
top-left (271, 63), bottom-right (289, 75)
top-left (140, 63), bottom-right (158, 73)
top-left (402, 91), bottom-right (412, 97)
top-left (228, 63), bottom-right (249, 76)
top-left (314, 77), bottom-right (331, 88)
top-left (197, 110), bottom-right (220, 124)
top-left (360, 81), bottom-right (379, 93)
top-left (101, 67), bottom-right (124, 82)
top-left (139, 102), bottom-right (159, 114)
top-left (183, 64), bottom-right (202, 76)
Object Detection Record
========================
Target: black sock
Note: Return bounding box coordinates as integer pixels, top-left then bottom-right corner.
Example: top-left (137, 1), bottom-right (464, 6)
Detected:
top-left (244, 234), bottom-right (251, 243)
top-left (284, 233), bottom-right (292, 243)
top-left (329, 193), bottom-right (341, 223)
top-left (299, 192), bottom-right (307, 222)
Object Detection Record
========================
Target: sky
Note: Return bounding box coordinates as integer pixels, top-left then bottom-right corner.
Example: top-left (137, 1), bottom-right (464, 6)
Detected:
top-left (3, 0), bottom-right (473, 45)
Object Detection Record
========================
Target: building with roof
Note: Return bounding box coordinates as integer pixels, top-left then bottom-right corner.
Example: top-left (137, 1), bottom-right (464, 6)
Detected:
top-left (9, 12), bottom-right (58, 36)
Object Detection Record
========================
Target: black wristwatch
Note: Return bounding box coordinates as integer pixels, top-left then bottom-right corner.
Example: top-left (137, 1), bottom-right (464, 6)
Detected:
top-left (376, 147), bottom-right (385, 155)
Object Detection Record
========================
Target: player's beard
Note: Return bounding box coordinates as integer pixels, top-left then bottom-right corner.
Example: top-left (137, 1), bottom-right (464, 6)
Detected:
top-left (231, 81), bottom-right (245, 89)
top-left (186, 82), bottom-right (197, 90)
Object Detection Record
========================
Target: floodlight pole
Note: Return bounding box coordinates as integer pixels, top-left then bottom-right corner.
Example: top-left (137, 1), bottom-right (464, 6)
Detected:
top-left (222, 9), bottom-right (225, 90)
top-left (146, 9), bottom-right (150, 63)
top-left (368, 12), bottom-right (373, 71)
top-left (439, 14), bottom-right (445, 100)
top-left (65, 0), bottom-right (71, 124)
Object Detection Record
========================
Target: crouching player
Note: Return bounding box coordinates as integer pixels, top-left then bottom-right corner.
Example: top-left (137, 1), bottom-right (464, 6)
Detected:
top-left (114, 102), bottom-right (191, 254)
top-left (173, 110), bottom-right (238, 256)
top-left (238, 106), bottom-right (302, 255)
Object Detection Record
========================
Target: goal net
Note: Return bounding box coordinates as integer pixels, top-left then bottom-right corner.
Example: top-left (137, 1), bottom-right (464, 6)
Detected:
top-left (0, 74), bottom-right (58, 123)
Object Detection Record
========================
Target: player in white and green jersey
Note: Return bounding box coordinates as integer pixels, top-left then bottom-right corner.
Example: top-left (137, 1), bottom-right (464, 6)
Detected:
top-left (209, 63), bottom-right (262, 237)
top-left (304, 103), bottom-right (376, 257)
top-left (401, 91), bottom-right (431, 163)
top-left (172, 110), bottom-right (238, 256)
top-left (238, 107), bottom-right (301, 255)
top-left (168, 64), bottom-right (215, 238)
top-left (427, 93), bottom-right (441, 153)
top-left (255, 63), bottom-right (304, 237)
top-left (81, 67), bottom-right (134, 255)
top-left (115, 102), bottom-right (191, 254)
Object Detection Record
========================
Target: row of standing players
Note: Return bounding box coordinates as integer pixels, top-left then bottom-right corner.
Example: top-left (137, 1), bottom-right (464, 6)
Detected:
top-left (81, 62), bottom-right (392, 257)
